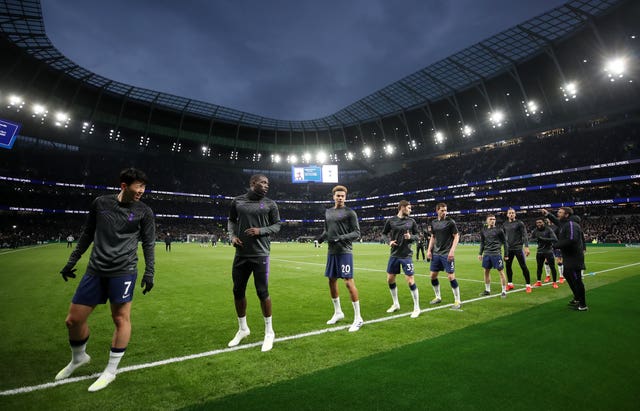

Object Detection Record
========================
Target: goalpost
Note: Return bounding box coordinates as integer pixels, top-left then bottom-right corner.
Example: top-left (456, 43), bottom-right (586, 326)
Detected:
top-left (186, 234), bottom-right (213, 245)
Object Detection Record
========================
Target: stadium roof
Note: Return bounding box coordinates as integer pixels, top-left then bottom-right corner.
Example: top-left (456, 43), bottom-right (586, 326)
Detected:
top-left (0, 0), bottom-right (625, 131)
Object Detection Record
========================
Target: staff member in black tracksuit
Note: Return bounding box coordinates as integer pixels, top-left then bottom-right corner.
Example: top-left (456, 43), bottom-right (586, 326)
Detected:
top-left (543, 207), bottom-right (588, 311)
top-left (227, 174), bottom-right (281, 351)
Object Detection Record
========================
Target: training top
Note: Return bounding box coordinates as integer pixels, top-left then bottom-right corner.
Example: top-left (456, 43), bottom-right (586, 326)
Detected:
top-left (228, 190), bottom-right (281, 257)
top-left (430, 217), bottom-right (458, 255)
top-left (479, 226), bottom-right (506, 256)
top-left (502, 220), bottom-right (529, 251)
top-left (555, 219), bottom-right (585, 266)
top-left (67, 194), bottom-right (155, 278)
top-left (320, 207), bottom-right (360, 255)
top-left (382, 215), bottom-right (419, 258)
top-left (531, 226), bottom-right (557, 253)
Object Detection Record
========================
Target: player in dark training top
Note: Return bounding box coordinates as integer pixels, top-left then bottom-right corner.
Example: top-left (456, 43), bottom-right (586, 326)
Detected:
top-left (317, 185), bottom-right (363, 332)
top-left (531, 219), bottom-right (559, 289)
top-left (426, 203), bottom-right (462, 310)
top-left (478, 214), bottom-right (508, 298)
top-left (227, 174), bottom-right (281, 352)
top-left (56, 168), bottom-right (155, 392)
top-left (502, 208), bottom-right (532, 293)
top-left (382, 200), bottom-right (421, 318)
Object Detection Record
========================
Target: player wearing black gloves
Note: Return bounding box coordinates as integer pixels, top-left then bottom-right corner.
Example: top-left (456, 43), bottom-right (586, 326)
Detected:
top-left (55, 168), bottom-right (155, 392)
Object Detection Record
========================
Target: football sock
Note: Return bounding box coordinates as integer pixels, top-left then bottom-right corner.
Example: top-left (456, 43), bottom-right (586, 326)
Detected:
top-left (70, 336), bottom-right (89, 362)
top-left (431, 278), bottom-right (441, 299)
top-left (485, 283), bottom-right (491, 292)
top-left (105, 347), bottom-right (126, 375)
top-left (450, 279), bottom-right (460, 301)
top-left (558, 263), bottom-right (564, 276)
top-left (264, 316), bottom-right (273, 335)
top-left (332, 297), bottom-right (342, 313)
top-left (389, 283), bottom-right (399, 306)
top-left (352, 300), bottom-right (361, 319)
top-left (238, 316), bottom-right (249, 331)
top-left (409, 283), bottom-right (419, 307)
top-left (544, 262), bottom-right (550, 276)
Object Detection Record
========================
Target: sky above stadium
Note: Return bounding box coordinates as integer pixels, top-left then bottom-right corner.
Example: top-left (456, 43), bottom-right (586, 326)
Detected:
top-left (42, 0), bottom-right (567, 121)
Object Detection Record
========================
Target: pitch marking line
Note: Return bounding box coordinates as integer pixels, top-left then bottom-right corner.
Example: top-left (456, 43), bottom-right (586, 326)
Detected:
top-left (2, 261), bottom-right (639, 397)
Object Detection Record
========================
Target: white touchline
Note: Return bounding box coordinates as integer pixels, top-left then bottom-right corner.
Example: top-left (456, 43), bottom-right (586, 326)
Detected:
top-left (2, 261), bottom-right (639, 397)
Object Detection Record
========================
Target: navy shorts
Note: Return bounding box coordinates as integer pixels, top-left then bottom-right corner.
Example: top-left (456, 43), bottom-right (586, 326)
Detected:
top-left (482, 255), bottom-right (504, 270)
top-left (387, 257), bottom-right (415, 276)
top-left (430, 254), bottom-right (455, 274)
top-left (72, 273), bottom-right (138, 305)
top-left (325, 254), bottom-right (354, 279)
top-left (553, 249), bottom-right (563, 258)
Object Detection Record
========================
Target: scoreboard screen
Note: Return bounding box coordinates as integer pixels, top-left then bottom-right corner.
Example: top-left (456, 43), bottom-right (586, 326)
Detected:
top-left (291, 165), bottom-right (339, 183)
top-left (0, 119), bottom-right (20, 150)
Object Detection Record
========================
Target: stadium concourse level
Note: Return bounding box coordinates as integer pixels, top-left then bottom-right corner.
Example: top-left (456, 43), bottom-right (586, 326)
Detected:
top-left (1, 118), bottom-right (639, 248)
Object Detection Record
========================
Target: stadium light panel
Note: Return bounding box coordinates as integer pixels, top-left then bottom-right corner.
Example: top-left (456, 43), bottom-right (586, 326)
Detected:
top-left (362, 146), bottom-right (372, 158)
top-left (561, 82), bottom-right (578, 101)
top-left (8, 95), bottom-right (24, 108)
top-left (316, 151), bottom-right (327, 164)
top-left (32, 104), bottom-right (47, 116)
top-left (287, 154), bottom-right (298, 164)
top-left (302, 152), bottom-right (311, 163)
top-left (272, 154), bottom-right (281, 163)
top-left (345, 152), bottom-right (354, 160)
top-left (489, 110), bottom-right (505, 128)
top-left (604, 57), bottom-right (627, 81)
top-left (384, 144), bottom-right (395, 155)
top-left (461, 124), bottom-right (474, 137)
top-left (434, 131), bottom-right (445, 144)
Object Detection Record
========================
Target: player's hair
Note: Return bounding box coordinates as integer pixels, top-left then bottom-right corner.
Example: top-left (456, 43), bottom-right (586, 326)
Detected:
top-left (120, 168), bottom-right (148, 185)
top-left (398, 200), bottom-right (410, 210)
top-left (249, 174), bottom-right (268, 185)
top-left (435, 202), bottom-right (447, 210)
top-left (507, 207), bottom-right (516, 212)
top-left (536, 218), bottom-right (545, 223)
top-left (332, 185), bottom-right (348, 194)
top-left (560, 206), bottom-right (574, 216)
top-left (486, 214), bottom-right (495, 219)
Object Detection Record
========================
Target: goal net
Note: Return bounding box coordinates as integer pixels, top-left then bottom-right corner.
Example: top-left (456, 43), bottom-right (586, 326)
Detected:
top-left (186, 234), bottom-right (213, 244)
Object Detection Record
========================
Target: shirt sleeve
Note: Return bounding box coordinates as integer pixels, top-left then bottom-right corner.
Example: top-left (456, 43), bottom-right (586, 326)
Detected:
top-left (260, 201), bottom-right (281, 236)
top-left (67, 198), bottom-right (98, 265)
top-left (140, 207), bottom-right (156, 277)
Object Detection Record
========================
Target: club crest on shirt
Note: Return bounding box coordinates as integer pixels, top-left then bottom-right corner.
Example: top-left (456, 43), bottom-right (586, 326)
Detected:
top-left (128, 212), bottom-right (135, 222)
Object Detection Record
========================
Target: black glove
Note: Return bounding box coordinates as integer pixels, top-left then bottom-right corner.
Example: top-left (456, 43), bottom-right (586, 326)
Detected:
top-left (60, 263), bottom-right (77, 282)
top-left (315, 235), bottom-right (324, 244)
top-left (141, 274), bottom-right (154, 295)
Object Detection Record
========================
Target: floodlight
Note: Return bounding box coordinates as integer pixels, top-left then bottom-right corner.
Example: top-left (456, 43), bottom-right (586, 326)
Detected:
top-left (32, 104), bottom-right (47, 115)
top-left (303, 152), bottom-right (311, 163)
top-left (461, 125), bottom-right (474, 137)
top-left (287, 154), bottom-right (298, 164)
top-left (561, 82), bottom-right (578, 101)
top-left (316, 151), bottom-right (327, 164)
top-left (345, 152), bottom-right (354, 160)
top-left (434, 131), bottom-right (445, 144)
top-left (8, 95), bottom-right (23, 107)
top-left (362, 146), bottom-right (372, 158)
top-left (604, 57), bottom-right (627, 81)
top-left (384, 144), bottom-right (395, 155)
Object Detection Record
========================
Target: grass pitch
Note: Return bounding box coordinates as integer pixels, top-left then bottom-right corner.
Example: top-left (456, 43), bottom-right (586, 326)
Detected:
top-left (1, 242), bottom-right (639, 410)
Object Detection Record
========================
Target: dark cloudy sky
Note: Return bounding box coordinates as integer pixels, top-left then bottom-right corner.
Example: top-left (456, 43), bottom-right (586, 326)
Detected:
top-left (41, 0), bottom-right (567, 120)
